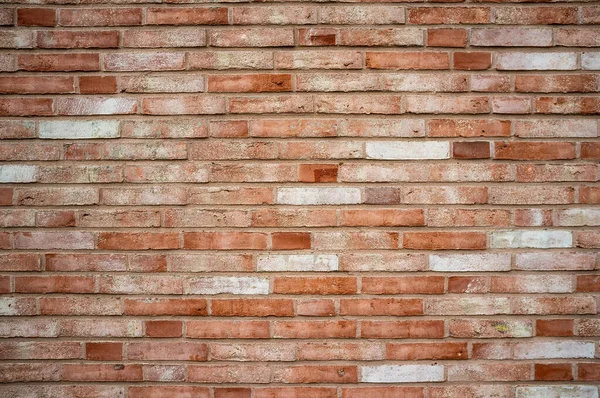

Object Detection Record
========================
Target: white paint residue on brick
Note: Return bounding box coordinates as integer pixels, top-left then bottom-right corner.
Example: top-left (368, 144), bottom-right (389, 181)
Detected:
top-left (360, 364), bottom-right (444, 383)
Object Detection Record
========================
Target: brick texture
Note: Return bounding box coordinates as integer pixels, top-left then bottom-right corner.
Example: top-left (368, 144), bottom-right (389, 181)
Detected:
top-left (0, 0), bottom-right (599, 396)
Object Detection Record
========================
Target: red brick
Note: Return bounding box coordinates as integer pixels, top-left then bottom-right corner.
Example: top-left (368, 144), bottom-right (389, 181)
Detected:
top-left (184, 232), bottom-right (267, 250)
top-left (387, 342), bottom-right (467, 360)
top-left (403, 232), bottom-right (487, 250)
top-left (495, 142), bottom-right (576, 160)
top-left (0, 254), bottom-right (40, 271)
top-left (215, 388), bottom-right (251, 398)
top-left (274, 277), bottom-right (357, 295)
top-left (86, 342), bottom-right (123, 361)
top-left (297, 299), bottom-right (336, 316)
top-left (536, 97), bottom-right (600, 115)
top-left (580, 186), bottom-right (600, 204)
top-left (271, 232), bottom-right (311, 250)
top-left (18, 54), bottom-right (99, 71)
top-left (362, 276), bottom-right (445, 295)
top-left (208, 74), bottom-right (293, 92)
top-left (577, 275), bottom-right (600, 292)
top-left (581, 142), bottom-right (600, 159)
top-left (59, 8), bottom-right (142, 26)
top-left (428, 28), bottom-right (466, 47)
top-left (125, 298), bottom-right (207, 316)
top-left (61, 364), bottom-right (142, 381)
top-left (274, 320), bottom-right (356, 338)
top-left (409, 7), bottom-right (490, 24)
top-left (79, 76), bottom-right (117, 94)
top-left (98, 232), bottom-right (180, 250)
top-left (429, 119), bottom-right (511, 137)
top-left (129, 386), bottom-right (210, 398)
top-left (0, 76), bottom-right (73, 94)
top-left (579, 363), bottom-right (600, 381)
top-left (187, 321), bottom-right (269, 339)
top-left (0, 342), bottom-right (80, 360)
top-left (147, 7), bottom-right (228, 25)
top-left (0, 98), bottom-right (53, 116)
top-left (340, 299), bottom-right (423, 316)
top-left (0, 277), bottom-right (9, 294)
top-left (448, 276), bottom-right (488, 294)
top-left (342, 387), bottom-right (424, 398)
top-left (128, 342), bottom-right (207, 361)
top-left (299, 164), bottom-right (338, 182)
top-left (258, 388), bottom-right (337, 398)
top-left (516, 75), bottom-right (598, 93)
top-left (145, 320), bottom-right (183, 338)
top-left (212, 299), bottom-right (294, 317)
top-left (17, 8), bottom-right (56, 26)
top-left (454, 52), bottom-right (491, 70)
top-left (453, 141), bottom-right (490, 159)
top-left (298, 28), bottom-right (337, 46)
top-left (535, 364), bottom-right (573, 381)
top-left (341, 209), bottom-right (424, 227)
top-left (14, 276), bottom-right (94, 293)
top-left (366, 52), bottom-right (449, 70)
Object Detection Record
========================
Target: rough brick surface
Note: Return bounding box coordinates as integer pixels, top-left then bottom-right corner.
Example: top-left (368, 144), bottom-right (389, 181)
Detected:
top-left (0, 0), bottom-right (598, 395)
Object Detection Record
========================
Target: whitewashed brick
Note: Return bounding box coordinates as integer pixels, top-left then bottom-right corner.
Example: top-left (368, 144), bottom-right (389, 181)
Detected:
top-left (491, 230), bottom-right (572, 248)
top-left (0, 298), bottom-right (31, 316)
top-left (514, 120), bottom-right (598, 138)
top-left (320, 6), bottom-right (405, 25)
top-left (124, 74), bottom-right (205, 93)
top-left (341, 253), bottom-right (426, 272)
top-left (257, 254), bottom-right (338, 272)
top-left (497, 53), bottom-right (577, 70)
top-left (516, 386), bottom-right (598, 398)
top-left (184, 276), bottom-right (269, 295)
top-left (0, 165), bottom-right (37, 183)
top-left (211, 343), bottom-right (296, 362)
top-left (556, 209), bottom-right (600, 226)
top-left (276, 187), bottom-right (361, 205)
top-left (512, 297), bottom-right (596, 315)
top-left (366, 141), bottom-right (450, 160)
top-left (0, 319), bottom-right (60, 338)
top-left (338, 119), bottom-right (426, 138)
top-left (513, 341), bottom-right (595, 359)
top-left (61, 319), bottom-right (143, 338)
top-left (582, 53), bottom-right (600, 70)
top-left (515, 252), bottom-right (597, 271)
top-left (425, 298), bottom-right (510, 315)
top-left (360, 364), bottom-right (444, 383)
top-left (39, 120), bottom-right (120, 139)
top-left (505, 275), bottom-right (574, 293)
top-left (430, 253), bottom-right (511, 272)
top-left (471, 28), bottom-right (552, 47)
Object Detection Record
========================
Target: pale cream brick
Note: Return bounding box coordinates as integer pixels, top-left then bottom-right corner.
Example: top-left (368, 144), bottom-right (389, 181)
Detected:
top-left (491, 230), bottom-right (573, 248)
top-left (513, 341), bottom-right (595, 359)
top-left (497, 52), bottom-right (577, 70)
top-left (360, 364), bottom-right (444, 383)
top-left (39, 120), bottom-right (120, 139)
top-left (184, 276), bottom-right (269, 295)
top-left (516, 386), bottom-right (598, 398)
top-left (276, 187), bottom-right (361, 205)
top-left (430, 253), bottom-right (511, 272)
top-left (257, 254), bottom-right (338, 272)
top-left (366, 141), bottom-right (450, 160)
top-left (0, 165), bottom-right (37, 183)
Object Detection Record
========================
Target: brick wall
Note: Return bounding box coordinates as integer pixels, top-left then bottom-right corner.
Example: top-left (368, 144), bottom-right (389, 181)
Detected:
top-left (0, 0), bottom-right (599, 396)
